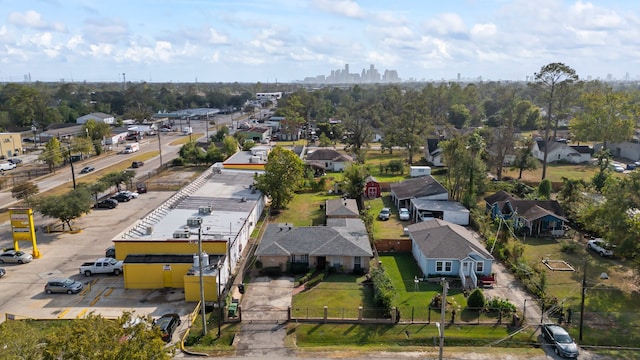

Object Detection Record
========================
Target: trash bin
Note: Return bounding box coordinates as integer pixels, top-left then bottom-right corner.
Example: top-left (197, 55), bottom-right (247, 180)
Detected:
top-left (238, 283), bottom-right (245, 294)
top-left (227, 302), bottom-right (238, 317)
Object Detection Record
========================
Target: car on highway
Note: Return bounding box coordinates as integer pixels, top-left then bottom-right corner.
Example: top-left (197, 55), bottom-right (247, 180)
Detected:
top-left (378, 208), bottom-right (391, 221)
top-left (0, 250), bottom-right (33, 264)
top-left (399, 208), bottom-right (410, 221)
top-left (587, 238), bottom-right (614, 257)
top-left (80, 166), bottom-right (95, 174)
top-left (541, 323), bottom-right (579, 358)
top-left (131, 161), bottom-right (144, 168)
top-left (94, 199), bottom-right (118, 209)
top-left (44, 278), bottom-right (84, 294)
top-left (154, 313), bottom-right (181, 342)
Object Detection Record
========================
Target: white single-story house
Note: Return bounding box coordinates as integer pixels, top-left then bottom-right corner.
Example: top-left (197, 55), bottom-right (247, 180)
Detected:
top-left (409, 199), bottom-right (470, 226)
top-left (533, 140), bottom-right (591, 164)
top-left (407, 219), bottom-right (493, 290)
top-left (305, 149), bottom-right (353, 172)
top-left (425, 139), bottom-right (444, 166)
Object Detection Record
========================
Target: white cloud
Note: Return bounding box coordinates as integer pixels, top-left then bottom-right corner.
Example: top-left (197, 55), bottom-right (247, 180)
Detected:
top-left (83, 18), bottom-right (129, 44)
top-left (8, 10), bottom-right (66, 32)
top-left (471, 23), bottom-right (497, 39)
top-left (208, 28), bottom-right (228, 44)
top-left (89, 43), bottom-right (115, 57)
top-left (570, 0), bottom-right (624, 30)
top-left (313, 0), bottom-right (364, 19)
top-left (423, 13), bottom-right (467, 37)
top-left (67, 35), bottom-right (84, 50)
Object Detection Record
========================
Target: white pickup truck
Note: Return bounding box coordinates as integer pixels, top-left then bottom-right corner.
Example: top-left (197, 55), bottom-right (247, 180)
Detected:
top-left (79, 257), bottom-right (123, 276)
top-left (0, 162), bottom-right (17, 171)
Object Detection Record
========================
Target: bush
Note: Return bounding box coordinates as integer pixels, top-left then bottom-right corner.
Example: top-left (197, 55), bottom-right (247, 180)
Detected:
top-left (486, 297), bottom-right (517, 314)
top-left (560, 241), bottom-right (580, 254)
top-left (370, 266), bottom-right (394, 310)
top-left (260, 266), bottom-right (282, 276)
top-left (467, 289), bottom-right (486, 308)
top-left (304, 269), bottom-right (328, 289)
top-left (288, 262), bottom-right (309, 274)
top-left (255, 260), bottom-right (263, 269)
top-left (171, 157), bottom-right (186, 166)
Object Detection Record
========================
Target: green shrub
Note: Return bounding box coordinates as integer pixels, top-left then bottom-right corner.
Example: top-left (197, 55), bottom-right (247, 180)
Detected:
top-left (467, 289), bottom-right (486, 308)
top-left (172, 157), bottom-right (185, 166)
top-left (255, 260), bottom-right (263, 269)
top-left (260, 266), bottom-right (282, 276)
top-left (370, 266), bottom-right (394, 311)
top-left (560, 241), bottom-right (580, 254)
top-left (288, 262), bottom-right (309, 274)
top-left (304, 270), bottom-right (328, 289)
top-left (486, 297), bottom-right (516, 314)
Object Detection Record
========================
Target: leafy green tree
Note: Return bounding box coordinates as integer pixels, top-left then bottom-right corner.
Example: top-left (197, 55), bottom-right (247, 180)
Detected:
top-left (99, 170), bottom-right (136, 192)
top-left (221, 135), bottom-right (238, 157)
top-left (77, 181), bottom-right (109, 202)
top-left (84, 119), bottom-right (112, 154)
top-left (205, 144), bottom-right (224, 163)
top-left (11, 181), bottom-right (39, 206)
top-left (447, 104), bottom-right (471, 129)
top-left (39, 312), bottom-right (171, 360)
top-left (531, 62), bottom-right (579, 180)
top-left (39, 137), bottom-right (64, 172)
top-left (211, 126), bottom-right (230, 142)
top-left (35, 188), bottom-right (93, 231)
top-left (178, 141), bottom-right (206, 165)
top-left (467, 289), bottom-right (486, 308)
top-left (342, 164), bottom-right (369, 208)
top-left (254, 147), bottom-right (304, 210)
top-left (537, 179), bottom-right (552, 199)
top-left (0, 319), bottom-right (43, 359)
top-left (511, 137), bottom-right (538, 179)
top-left (570, 84), bottom-right (636, 148)
top-left (318, 132), bottom-right (332, 147)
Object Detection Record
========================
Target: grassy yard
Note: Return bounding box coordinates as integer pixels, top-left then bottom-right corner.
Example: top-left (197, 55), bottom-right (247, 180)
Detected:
top-left (366, 195), bottom-right (410, 239)
top-left (291, 274), bottom-right (374, 319)
top-left (519, 236), bottom-right (640, 347)
top-left (501, 161), bottom-right (624, 183)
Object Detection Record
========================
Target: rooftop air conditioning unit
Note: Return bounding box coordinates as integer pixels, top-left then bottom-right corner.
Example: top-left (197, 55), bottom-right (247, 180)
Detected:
top-left (187, 217), bottom-right (203, 227)
top-left (146, 226), bottom-right (154, 235)
top-left (173, 229), bottom-right (190, 239)
top-left (198, 206), bottom-right (212, 215)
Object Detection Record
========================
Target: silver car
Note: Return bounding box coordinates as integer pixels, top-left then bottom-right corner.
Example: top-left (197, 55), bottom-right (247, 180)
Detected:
top-left (45, 278), bottom-right (84, 294)
top-left (0, 250), bottom-right (33, 264)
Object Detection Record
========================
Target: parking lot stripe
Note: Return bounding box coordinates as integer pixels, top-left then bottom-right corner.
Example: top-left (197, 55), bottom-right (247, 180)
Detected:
top-left (57, 309), bottom-right (70, 319)
top-left (76, 309), bottom-right (88, 319)
top-left (90, 296), bottom-right (101, 307)
top-left (104, 288), bottom-right (114, 297)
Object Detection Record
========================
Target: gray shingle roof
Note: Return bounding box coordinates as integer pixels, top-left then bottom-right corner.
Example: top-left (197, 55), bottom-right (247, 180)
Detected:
top-left (407, 219), bottom-right (493, 260)
top-left (325, 198), bottom-right (359, 218)
top-left (306, 149), bottom-right (353, 162)
top-left (390, 176), bottom-right (448, 200)
top-left (256, 219), bottom-right (372, 257)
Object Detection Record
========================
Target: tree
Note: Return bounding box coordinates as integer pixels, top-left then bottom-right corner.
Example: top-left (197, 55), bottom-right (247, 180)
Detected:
top-left (221, 136), bottom-right (238, 157)
top-left (511, 137), bottom-right (538, 179)
top-left (342, 164), bottom-right (369, 209)
top-left (537, 179), bottom-right (552, 200)
top-left (39, 137), bottom-right (64, 172)
top-left (11, 181), bottom-right (39, 206)
top-left (570, 84), bottom-right (636, 148)
top-left (467, 289), bottom-right (486, 308)
top-left (38, 312), bottom-right (172, 360)
top-left (532, 63), bottom-right (578, 180)
top-left (178, 141), bottom-right (206, 165)
top-left (211, 126), bottom-right (229, 142)
top-left (83, 119), bottom-right (112, 154)
top-left (35, 188), bottom-right (93, 231)
top-left (254, 147), bottom-right (304, 210)
top-left (99, 170), bottom-right (136, 192)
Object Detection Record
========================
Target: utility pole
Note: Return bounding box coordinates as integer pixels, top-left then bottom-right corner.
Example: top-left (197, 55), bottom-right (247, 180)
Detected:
top-left (439, 278), bottom-right (448, 360)
top-left (156, 131), bottom-right (162, 167)
top-left (197, 221), bottom-right (207, 336)
top-left (579, 259), bottom-right (587, 341)
top-left (68, 146), bottom-right (76, 189)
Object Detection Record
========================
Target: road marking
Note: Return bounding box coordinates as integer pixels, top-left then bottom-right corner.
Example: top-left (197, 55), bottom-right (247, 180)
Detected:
top-left (57, 308), bottom-right (70, 319)
top-left (104, 288), bottom-right (114, 297)
top-left (76, 309), bottom-right (88, 318)
top-left (90, 296), bottom-right (101, 307)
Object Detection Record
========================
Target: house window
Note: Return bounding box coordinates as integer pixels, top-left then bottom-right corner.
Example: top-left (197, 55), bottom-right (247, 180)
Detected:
top-left (291, 254), bottom-right (309, 264)
top-left (436, 261), bottom-right (452, 273)
top-left (476, 262), bottom-right (484, 273)
top-left (354, 256), bottom-right (361, 269)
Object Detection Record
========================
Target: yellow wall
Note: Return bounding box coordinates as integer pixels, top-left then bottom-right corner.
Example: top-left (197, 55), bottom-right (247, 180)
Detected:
top-left (114, 240), bottom-right (227, 260)
top-left (123, 263), bottom-right (193, 289)
top-left (0, 133), bottom-right (22, 158)
top-left (222, 163), bottom-right (265, 171)
top-left (184, 274), bottom-right (219, 302)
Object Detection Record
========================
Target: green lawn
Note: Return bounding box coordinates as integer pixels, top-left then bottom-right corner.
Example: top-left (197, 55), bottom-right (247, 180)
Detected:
top-left (291, 274), bottom-right (374, 319)
top-left (366, 195), bottom-right (409, 239)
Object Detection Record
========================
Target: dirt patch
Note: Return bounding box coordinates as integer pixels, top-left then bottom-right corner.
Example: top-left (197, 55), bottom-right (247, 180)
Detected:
top-left (144, 166), bottom-right (204, 191)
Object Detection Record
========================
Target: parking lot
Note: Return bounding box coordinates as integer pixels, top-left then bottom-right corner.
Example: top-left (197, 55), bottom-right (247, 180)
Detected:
top-left (0, 189), bottom-right (195, 325)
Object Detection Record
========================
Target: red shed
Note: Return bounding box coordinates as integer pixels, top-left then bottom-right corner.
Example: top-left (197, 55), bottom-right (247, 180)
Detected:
top-left (364, 175), bottom-right (381, 198)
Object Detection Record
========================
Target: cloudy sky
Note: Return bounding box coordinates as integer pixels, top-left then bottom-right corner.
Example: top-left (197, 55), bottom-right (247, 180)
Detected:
top-left (1, 0), bottom-right (639, 83)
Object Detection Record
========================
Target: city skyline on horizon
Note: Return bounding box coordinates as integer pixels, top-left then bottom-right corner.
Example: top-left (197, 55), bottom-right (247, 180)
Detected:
top-left (1, 1), bottom-right (639, 84)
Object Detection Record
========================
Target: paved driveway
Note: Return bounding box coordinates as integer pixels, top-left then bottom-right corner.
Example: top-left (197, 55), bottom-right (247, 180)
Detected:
top-left (233, 275), bottom-right (294, 357)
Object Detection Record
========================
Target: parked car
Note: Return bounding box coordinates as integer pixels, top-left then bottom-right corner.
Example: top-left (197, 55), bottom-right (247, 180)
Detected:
top-left (117, 190), bottom-right (139, 199)
top-left (131, 161), bottom-right (144, 168)
top-left (398, 208), bottom-right (410, 221)
top-left (0, 250), bottom-right (33, 264)
top-left (80, 166), bottom-right (95, 174)
top-left (154, 313), bottom-right (181, 342)
top-left (0, 267), bottom-right (5, 278)
top-left (111, 193), bottom-right (133, 202)
top-left (44, 278), bottom-right (84, 294)
top-left (8, 158), bottom-right (23, 165)
top-left (94, 199), bottom-right (118, 209)
top-left (378, 208), bottom-right (391, 221)
top-left (587, 238), bottom-right (614, 257)
top-left (136, 183), bottom-right (148, 194)
top-left (541, 323), bottom-right (579, 358)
